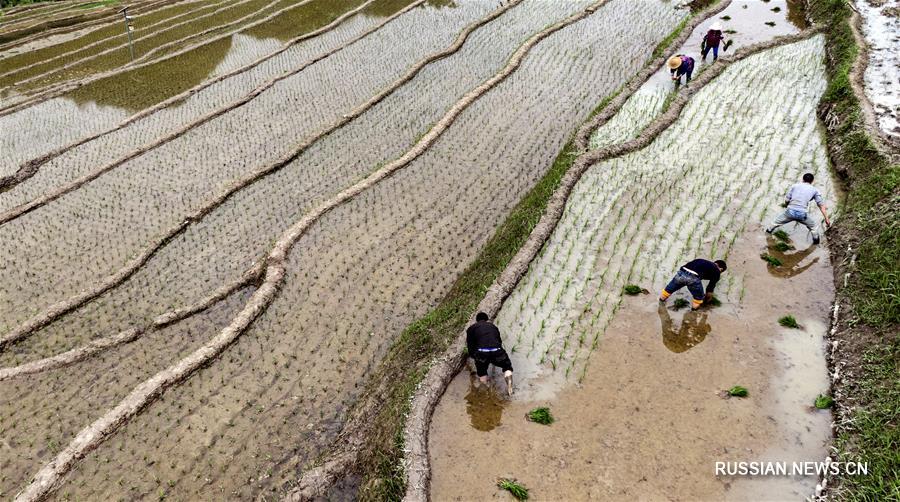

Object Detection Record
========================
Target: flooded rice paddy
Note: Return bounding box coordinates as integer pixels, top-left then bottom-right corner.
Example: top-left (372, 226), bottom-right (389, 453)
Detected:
top-left (431, 30), bottom-right (837, 500)
top-left (0, 0), bottom-right (697, 498)
top-left (856, 0), bottom-right (900, 137)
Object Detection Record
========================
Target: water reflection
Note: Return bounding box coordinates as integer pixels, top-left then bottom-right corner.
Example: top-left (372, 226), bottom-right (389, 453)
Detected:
top-left (658, 303), bottom-right (710, 353)
top-left (766, 236), bottom-right (818, 279)
top-left (464, 373), bottom-right (507, 432)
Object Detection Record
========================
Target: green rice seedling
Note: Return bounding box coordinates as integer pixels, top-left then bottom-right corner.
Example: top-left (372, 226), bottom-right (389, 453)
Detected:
top-left (773, 241), bottom-right (793, 252)
top-left (526, 407), bottom-right (554, 425)
top-left (771, 6), bottom-right (781, 12)
top-left (720, 15), bottom-right (731, 20)
top-left (760, 253), bottom-right (782, 267)
top-left (706, 296), bottom-right (722, 307)
top-left (765, 21), bottom-right (776, 26)
top-left (778, 315), bottom-right (800, 329)
top-left (623, 284), bottom-right (642, 295)
top-left (673, 298), bottom-right (690, 310)
top-left (724, 29), bottom-right (737, 34)
top-left (497, 478), bottom-right (529, 500)
top-left (728, 386), bottom-right (749, 398)
top-left (814, 395), bottom-right (834, 409)
top-left (772, 229), bottom-right (790, 242)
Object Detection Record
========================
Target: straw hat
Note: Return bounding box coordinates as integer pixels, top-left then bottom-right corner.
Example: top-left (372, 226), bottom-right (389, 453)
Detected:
top-left (710, 22), bottom-right (722, 31)
top-left (667, 56), bottom-right (682, 69)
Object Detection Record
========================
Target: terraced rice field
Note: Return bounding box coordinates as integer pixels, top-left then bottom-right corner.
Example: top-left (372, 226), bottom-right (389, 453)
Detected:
top-left (0, 0), bottom-right (691, 499)
top-left (427, 12), bottom-right (841, 500)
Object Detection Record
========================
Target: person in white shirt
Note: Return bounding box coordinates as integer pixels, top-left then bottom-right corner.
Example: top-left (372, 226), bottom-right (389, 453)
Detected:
top-left (766, 173), bottom-right (830, 244)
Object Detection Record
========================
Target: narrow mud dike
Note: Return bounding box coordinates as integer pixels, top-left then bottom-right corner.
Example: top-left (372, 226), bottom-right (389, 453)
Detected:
top-left (0, 260), bottom-right (262, 381)
top-left (0, 0), bottom-right (391, 198)
top-left (0, 0), bottom-right (413, 194)
top-left (400, 25), bottom-right (825, 501)
top-left (12, 5), bottom-right (606, 500)
top-left (0, 0), bottom-right (355, 114)
top-left (0, 0), bottom-right (521, 354)
top-left (0, 0), bottom-right (249, 85)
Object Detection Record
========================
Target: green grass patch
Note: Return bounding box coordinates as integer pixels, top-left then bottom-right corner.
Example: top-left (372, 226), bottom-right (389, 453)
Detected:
top-left (815, 394), bottom-right (835, 409)
top-left (760, 253), bottom-right (782, 267)
top-left (778, 315), bottom-right (800, 329)
top-left (673, 298), bottom-right (690, 310)
top-left (526, 407), bottom-right (554, 425)
top-left (497, 478), bottom-right (529, 500)
top-left (623, 284), bottom-right (642, 296)
top-left (728, 386), bottom-right (749, 397)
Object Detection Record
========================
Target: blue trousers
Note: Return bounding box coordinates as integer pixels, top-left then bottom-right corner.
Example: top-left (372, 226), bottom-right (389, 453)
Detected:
top-left (702, 44), bottom-right (719, 60)
top-left (663, 270), bottom-right (705, 301)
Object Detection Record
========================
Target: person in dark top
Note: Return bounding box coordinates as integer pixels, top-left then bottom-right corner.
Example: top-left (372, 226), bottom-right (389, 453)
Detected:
top-left (701, 23), bottom-right (725, 61)
top-left (658, 259), bottom-right (727, 310)
top-left (466, 312), bottom-right (514, 396)
top-left (667, 54), bottom-right (695, 84)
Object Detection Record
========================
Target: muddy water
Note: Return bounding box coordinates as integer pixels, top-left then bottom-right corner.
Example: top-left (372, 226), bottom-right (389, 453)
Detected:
top-left (856, 0), bottom-right (900, 136)
top-left (43, 2), bottom-right (682, 498)
top-left (430, 235), bottom-right (833, 501)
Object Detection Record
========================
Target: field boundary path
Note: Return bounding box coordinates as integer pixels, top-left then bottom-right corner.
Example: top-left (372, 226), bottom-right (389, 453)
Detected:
top-left (0, 0), bottom-right (405, 192)
top-left (0, 0), bottom-right (522, 354)
top-left (400, 25), bottom-right (825, 501)
top-left (12, 3), bottom-right (610, 500)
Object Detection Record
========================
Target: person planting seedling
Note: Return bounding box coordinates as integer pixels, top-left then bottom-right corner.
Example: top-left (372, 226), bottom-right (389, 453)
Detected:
top-left (765, 172), bottom-right (830, 244)
top-left (667, 54), bottom-right (695, 84)
top-left (466, 312), bottom-right (514, 396)
top-left (659, 258), bottom-right (727, 310)
top-left (701, 22), bottom-right (727, 61)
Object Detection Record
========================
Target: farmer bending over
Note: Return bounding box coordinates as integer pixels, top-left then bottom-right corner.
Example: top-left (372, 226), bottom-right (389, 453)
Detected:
top-left (766, 173), bottom-right (830, 244)
top-left (701, 22), bottom-right (725, 61)
top-left (466, 312), bottom-right (514, 396)
top-left (668, 54), bottom-right (695, 84)
top-left (659, 259), bottom-right (727, 310)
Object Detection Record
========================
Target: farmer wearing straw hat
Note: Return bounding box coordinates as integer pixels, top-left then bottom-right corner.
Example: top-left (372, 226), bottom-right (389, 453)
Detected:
top-left (668, 54), bottom-right (695, 84)
top-left (659, 259), bottom-right (727, 310)
top-left (701, 22), bottom-right (726, 61)
top-left (466, 312), bottom-right (514, 396)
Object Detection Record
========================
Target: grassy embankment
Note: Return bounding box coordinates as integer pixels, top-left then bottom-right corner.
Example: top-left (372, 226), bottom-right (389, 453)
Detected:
top-left (808, 0), bottom-right (899, 499)
top-left (352, 11), bottom-right (704, 501)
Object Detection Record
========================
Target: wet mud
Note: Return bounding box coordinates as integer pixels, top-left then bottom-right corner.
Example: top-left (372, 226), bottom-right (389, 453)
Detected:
top-left (430, 234), bottom-right (834, 501)
top-left (856, 0), bottom-right (900, 137)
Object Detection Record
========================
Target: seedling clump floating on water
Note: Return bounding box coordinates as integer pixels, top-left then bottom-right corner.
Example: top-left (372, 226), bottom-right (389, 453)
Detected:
top-left (771, 6), bottom-right (781, 12)
top-left (720, 15), bottom-right (731, 20)
top-left (623, 284), bottom-right (643, 295)
top-left (706, 295), bottom-right (722, 307)
top-left (760, 253), bottom-right (782, 267)
top-left (814, 395), bottom-right (834, 409)
top-left (778, 315), bottom-right (800, 329)
top-left (765, 21), bottom-right (776, 27)
top-left (497, 478), bottom-right (529, 500)
top-left (673, 298), bottom-right (690, 310)
top-left (526, 407), bottom-right (555, 425)
top-left (728, 386), bottom-right (749, 398)
top-left (773, 241), bottom-right (793, 252)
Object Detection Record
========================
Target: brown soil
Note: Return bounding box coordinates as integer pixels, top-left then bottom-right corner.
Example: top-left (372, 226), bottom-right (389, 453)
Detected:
top-left (430, 233), bottom-right (834, 501)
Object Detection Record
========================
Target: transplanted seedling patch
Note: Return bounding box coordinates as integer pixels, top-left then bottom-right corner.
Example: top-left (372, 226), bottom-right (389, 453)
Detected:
top-left (728, 386), bottom-right (749, 397)
top-left (623, 284), bottom-right (646, 295)
top-left (760, 253), bottom-right (782, 267)
top-left (497, 478), bottom-right (529, 500)
top-left (772, 229), bottom-right (791, 242)
top-left (526, 407), bottom-right (554, 425)
top-left (673, 298), bottom-right (690, 310)
top-left (778, 315), bottom-right (801, 329)
top-left (814, 395), bottom-right (834, 409)
top-left (773, 241), bottom-right (793, 252)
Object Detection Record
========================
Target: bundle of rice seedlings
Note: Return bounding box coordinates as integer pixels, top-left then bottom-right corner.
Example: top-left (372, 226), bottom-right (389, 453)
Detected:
top-left (623, 284), bottom-right (642, 295)
top-left (526, 407), bottom-right (554, 425)
top-left (760, 253), bottom-right (782, 266)
top-left (772, 229), bottom-right (790, 242)
top-left (728, 385), bottom-right (749, 397)
top-left (778, 315), bottom-right (800, 329)
top-left (673, 298), bottom-right (690, 310)
top-left (814, 395), bottom-right (834, 409)
top-left (497, 478), bottom-right (529, 500)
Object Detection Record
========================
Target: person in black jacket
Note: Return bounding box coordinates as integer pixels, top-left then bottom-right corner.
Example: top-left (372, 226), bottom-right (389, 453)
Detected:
top-left (658, 258), bottom-right (727, 310)
top-left (466, 312), bottom-right (514, 396)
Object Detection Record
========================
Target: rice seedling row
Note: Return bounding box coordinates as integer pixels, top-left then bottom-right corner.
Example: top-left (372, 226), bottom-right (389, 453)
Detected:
top-left (0, 0), bottom-right (413, 174)
top-left (12, 2), bottom-right (680, 499)
top-left (855, 0), bottom-right (900, 138)
top-left (4, 0), bottom-right (324, 96)
top-left (0, 0), bottom-right (545, 351)
top-left (0, 286), bottom-right (253, 499)
top-left (496, 36), bottom-right (832, 388)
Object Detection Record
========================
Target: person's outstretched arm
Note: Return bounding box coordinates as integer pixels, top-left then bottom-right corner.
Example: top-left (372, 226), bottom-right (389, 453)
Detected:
top-left (815, 191), bottom-right (830, 226)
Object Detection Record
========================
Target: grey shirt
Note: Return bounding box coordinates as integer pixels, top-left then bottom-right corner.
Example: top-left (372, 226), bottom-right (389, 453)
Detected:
top-left (785, 183), bottom-right (824, 213)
